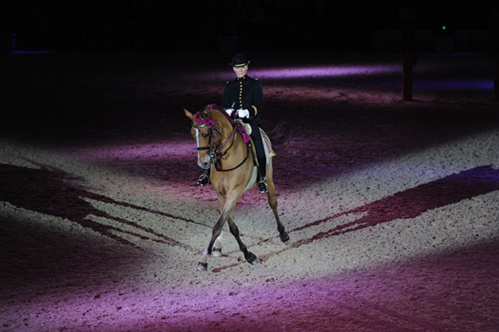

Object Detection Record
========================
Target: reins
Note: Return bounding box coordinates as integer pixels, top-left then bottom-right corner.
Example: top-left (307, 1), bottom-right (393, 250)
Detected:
top-left (193, 109), bottom-right (251, 172)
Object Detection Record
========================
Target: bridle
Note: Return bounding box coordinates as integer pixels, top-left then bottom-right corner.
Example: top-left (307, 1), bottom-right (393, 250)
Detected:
top-left (193, 111), bottom-right (250, 172)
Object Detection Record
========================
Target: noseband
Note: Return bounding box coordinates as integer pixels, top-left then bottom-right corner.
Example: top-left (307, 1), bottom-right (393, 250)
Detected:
top-left (193, 111), bottom-right (250, 172)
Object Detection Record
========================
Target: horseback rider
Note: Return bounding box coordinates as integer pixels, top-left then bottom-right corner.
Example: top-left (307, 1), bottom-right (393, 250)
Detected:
top-left (197, 54), bottom-right (268, 193)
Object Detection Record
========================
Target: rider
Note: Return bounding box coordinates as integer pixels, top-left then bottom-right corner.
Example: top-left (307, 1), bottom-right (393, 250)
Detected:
top-left (197, 54), bottom-right (268, 193)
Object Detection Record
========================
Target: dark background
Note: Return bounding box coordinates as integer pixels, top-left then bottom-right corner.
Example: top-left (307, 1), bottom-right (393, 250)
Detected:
top-left (1, 0), bottom-right (497, 53)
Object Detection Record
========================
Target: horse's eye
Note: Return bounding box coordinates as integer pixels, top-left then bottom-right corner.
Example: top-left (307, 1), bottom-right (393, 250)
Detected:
top-left (203, 133), bottom-right (210, 139)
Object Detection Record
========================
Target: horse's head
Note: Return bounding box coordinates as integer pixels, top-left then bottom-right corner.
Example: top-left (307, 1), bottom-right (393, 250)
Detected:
top-left (184, 108), bottom-right (219, 169)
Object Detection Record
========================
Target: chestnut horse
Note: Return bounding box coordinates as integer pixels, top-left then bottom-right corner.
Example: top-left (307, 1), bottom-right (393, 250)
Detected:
top-left (184, 105), bottom-right (289, 271)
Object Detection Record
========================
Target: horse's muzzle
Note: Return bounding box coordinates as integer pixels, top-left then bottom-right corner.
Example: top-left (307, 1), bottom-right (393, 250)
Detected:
top-left (198, 161), bottom-right (211, 170)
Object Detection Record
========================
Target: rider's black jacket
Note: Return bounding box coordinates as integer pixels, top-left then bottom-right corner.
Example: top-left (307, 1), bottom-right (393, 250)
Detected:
top-left (221, 75), bottom-right (263, 127)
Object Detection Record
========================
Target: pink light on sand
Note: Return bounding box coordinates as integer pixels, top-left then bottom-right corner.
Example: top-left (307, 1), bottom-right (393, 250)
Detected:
top-left (73, 141), bottom-right (196, 162)
top-left (251, 65), bottom-right (399, 80)
top-left (3, 240), bottom-right (498, 331)
top-left (196, 63), bottom-right (399, 82)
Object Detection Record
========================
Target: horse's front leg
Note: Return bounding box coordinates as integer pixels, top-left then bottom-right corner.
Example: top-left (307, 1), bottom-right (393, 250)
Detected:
top-left (266, 179), bottom-right (290, 243)
top-left (211, 192), bottom-right (229, 258)
top-left (196, 212), bottom-right (228, 271)
top-left (212, 233), bottom-right (223, 257)
top-left (196, 192), bottom-right (239, 271)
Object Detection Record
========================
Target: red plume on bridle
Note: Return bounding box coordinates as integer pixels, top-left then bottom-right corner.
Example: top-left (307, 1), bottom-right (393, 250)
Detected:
top-left (193, 111), bottom-right (216, 127)
top-left (199, 104), bottom-right (251, 144)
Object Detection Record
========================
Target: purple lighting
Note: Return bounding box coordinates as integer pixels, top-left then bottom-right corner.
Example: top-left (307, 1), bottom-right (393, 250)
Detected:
top-left (2, 241), bottom-right (498, 331)
top-left (252, 65), bottom-right (399, 79)
top-left (2, 50), bottom-right (498, 332)
top-left (378, 79), bottom-right (493, 90)
top-left (413, 79), bottom-right (493, 90)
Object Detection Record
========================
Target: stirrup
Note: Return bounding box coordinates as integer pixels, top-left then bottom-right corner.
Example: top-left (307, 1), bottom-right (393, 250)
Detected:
top-left (258, 180), bottom-right (268, 193)
top-left (196, 174), bottom-right (210, 186)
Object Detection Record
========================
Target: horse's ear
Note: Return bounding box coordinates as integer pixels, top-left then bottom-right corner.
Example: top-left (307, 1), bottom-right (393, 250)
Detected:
top-left (183, 108), bottom-right (194, 120)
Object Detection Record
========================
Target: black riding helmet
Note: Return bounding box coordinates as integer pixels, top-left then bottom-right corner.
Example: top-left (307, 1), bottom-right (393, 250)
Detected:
top-left (230, 54), bottom-right (250, 67)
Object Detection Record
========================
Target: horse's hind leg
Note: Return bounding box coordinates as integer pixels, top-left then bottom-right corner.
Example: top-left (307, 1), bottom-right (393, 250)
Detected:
top-left (228, 216), bottom-right (258, 265)
top-left (267, 179), bottom-right (290, 242)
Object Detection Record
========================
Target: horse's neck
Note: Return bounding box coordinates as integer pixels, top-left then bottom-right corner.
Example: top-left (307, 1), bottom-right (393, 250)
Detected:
top-left (209, 111), bottom-right (248, 159)
top-left (209, 110), bottom-right (235, 141)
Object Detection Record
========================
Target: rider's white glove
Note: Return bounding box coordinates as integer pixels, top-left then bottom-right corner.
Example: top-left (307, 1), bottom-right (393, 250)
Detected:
top-left (225, 108), bottom-right (235, 116)
top-left (237, 109), bottom-right (250, 118)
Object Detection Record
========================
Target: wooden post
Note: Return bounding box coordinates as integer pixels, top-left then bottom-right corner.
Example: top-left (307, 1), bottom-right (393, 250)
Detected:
top-left (495, 51), bottom-right (498, 102)
top-left (401, 5), bottom-right (415, 101)
top-left (494, 1), bottom-right (499, 101)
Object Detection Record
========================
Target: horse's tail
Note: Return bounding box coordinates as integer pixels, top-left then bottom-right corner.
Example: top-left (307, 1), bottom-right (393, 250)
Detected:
top-left (268, 120), bottom-right (291, 153)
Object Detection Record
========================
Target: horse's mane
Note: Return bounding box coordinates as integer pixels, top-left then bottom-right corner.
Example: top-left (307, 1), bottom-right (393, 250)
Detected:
top-left (204, 104), bottom-right (232, 125)
top-left (201, 104), bottom-right (290, 149)
top-left (202, 104), bottom-right (251, 144)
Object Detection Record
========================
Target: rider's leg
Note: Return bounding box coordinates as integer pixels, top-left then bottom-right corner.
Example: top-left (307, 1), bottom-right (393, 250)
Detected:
top-left (250, 127), bottom-right (268, 193)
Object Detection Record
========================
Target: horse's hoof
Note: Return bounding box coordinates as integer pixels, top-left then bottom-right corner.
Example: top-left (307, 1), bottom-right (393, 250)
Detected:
top-left (196, 262), bottom-right (208, 271)
top-left (212, 247), bottom-right (222, 257)
top-left (245, 252), bottom-right (259, 265)
top-left (280, 232), bottom-right (290, 243)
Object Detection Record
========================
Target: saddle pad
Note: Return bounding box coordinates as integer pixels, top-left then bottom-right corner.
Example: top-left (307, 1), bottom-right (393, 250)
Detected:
top-left (260, 128), bottom-right (276, 160)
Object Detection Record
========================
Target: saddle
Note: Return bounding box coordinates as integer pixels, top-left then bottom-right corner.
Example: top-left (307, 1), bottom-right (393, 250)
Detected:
top-left (203, 104), bottom-right (275, 165)
top-left (234, 119), bottom-right (276, 165)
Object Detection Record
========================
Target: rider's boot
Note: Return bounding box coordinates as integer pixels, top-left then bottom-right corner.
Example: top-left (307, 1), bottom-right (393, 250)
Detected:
top-left (258, 178), bottom-right (268, 193)
top-left (257, 163), bottom-right (268, 194)
top-left (196, 169), bottom-right (210, 186)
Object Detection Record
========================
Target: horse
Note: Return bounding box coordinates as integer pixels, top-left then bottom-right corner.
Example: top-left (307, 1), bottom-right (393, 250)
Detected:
top-left (184, 104), bottom-right (290, 271)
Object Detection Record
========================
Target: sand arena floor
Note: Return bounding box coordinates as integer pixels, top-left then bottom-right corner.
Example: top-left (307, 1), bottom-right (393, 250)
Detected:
top-left (1, 51), bottom-right (498, 331)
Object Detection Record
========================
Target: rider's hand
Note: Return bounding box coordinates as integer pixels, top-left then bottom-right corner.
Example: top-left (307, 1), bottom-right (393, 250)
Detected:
top-left (225, 108), bottom-right (235, 116)
top-left (237, 109), bottom-right (250, 118)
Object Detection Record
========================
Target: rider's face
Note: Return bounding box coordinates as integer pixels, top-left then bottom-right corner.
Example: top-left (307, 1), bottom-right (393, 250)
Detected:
top-left (233, 65), bottom-right (248, 78)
